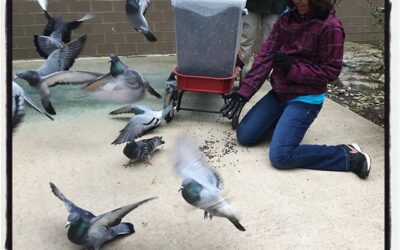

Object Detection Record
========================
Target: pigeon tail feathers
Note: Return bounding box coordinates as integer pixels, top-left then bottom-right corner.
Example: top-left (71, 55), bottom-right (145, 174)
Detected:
top-left (228, 217), bottom-right (246, 231)
top-left (143, 31), bottom-right (157, 42)
top-left (112, 223), bottom-right (135, 236)
top-left (41, 97), bottom-right (56, 115)
top-left (146, 84), bottom-right (161, 98)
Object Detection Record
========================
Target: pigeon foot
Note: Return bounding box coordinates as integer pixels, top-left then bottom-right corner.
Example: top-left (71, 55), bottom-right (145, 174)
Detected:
top-left (144, 160), bottom-right (152, 167)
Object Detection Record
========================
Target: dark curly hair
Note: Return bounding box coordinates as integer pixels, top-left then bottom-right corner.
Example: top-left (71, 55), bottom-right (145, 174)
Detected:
top-left (288, 0), bottom-right (340, 19)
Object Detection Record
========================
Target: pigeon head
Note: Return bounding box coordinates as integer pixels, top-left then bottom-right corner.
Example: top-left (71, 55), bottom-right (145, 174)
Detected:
top-left (14, 70), bottom-right (41, 87)
top-left (109, 54), bottom-right (120, 63)
top-left (109, 54), bottom-right (124, 76)
top-left (67, 213), bottom-right (89, 245)
top-left (153, 136), bottom-right (165, 147)
top-left (181, 178), bottom-right (202, 204)
top-left (67, 212), bottom-right (82, 228)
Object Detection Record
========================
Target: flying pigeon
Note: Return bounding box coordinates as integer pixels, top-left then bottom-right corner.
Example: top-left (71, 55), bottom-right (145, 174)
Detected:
top-left (172, 135), bottom-right (246, 231)
top-left (15, 35), bottom-right (91, 115)
top-left (110, 104), bottom-right (173, 144)
top-left (82, 54), bottom-right (161, 103)
top-left (126, 0), bottom-right (157, 42)
top-left (12, 81), bottom-right (54, 130)
top-left (14, 70), bottom-right (102, 115)
top-left (123, 136), bottom-right (165, 167)
top-left (37, 0), bottom-right (93, 58)
top-left (49, 182), bottom-right (157, 250)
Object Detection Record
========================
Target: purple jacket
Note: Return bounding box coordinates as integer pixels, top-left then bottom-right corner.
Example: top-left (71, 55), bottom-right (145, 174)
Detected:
top-left (237, 8), bottom-right (345, 101)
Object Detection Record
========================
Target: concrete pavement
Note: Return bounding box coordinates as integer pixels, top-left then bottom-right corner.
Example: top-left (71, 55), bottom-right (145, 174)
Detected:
top-left (12, 55), bottom-right (384, 249)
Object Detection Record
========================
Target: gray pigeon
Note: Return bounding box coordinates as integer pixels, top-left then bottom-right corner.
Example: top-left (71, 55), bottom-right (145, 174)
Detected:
top-left (35, 35), bottom-right (87, 77)
top-left (50, 182), bottom-right (157, 250)
top-left (36, 0), bottom-right (93, 58)
top-left (15, 34), bottom-right (87, 114)
top-left (172, 136), bottom-right (246, 231)
top-left (12, 81), bottom-right (53, 130)
top-left (82, 54), bottom-right (161, 103)
top-left (110, 104), bottom-right (173, 144)
top-left (14, 70), bottom-right (102, 115)
top-left (126, 0), bottom-right (157, 42)
top-left (123, 136), bottom-right (165, 167)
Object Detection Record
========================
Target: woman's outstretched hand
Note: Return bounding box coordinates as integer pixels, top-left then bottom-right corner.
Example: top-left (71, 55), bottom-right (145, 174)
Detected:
top-left (220, 92), bottom-right (247, 120)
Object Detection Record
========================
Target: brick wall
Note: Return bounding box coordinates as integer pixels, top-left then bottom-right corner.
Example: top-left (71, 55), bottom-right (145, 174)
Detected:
top-left (12, 0), bottom-right (384, 60)
top-left (251, 0), bottom-right (385, 55)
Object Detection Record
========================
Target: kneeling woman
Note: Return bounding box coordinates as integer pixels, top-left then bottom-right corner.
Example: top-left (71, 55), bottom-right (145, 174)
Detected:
top-left (221, 0), bottom-right (371, 179)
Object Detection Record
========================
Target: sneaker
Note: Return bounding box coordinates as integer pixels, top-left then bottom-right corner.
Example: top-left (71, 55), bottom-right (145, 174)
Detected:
top-left (344, 143), bottom-right (371, 179)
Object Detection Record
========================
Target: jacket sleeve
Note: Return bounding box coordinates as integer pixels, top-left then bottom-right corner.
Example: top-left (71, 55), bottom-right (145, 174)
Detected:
top-left (286, 19), bottom-right (345, 85)
top-left (237, 17), bottom-right (282, 100)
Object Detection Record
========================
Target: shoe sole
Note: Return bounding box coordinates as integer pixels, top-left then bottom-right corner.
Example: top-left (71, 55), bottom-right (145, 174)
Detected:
top-left (351, 143), bottom-right (371, 178)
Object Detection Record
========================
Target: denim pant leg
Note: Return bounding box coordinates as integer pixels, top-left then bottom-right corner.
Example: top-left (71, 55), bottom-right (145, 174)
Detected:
top-left (237, 90), bottom-right (284, 146)
top-left (269, 101), bottom-right (349, 171)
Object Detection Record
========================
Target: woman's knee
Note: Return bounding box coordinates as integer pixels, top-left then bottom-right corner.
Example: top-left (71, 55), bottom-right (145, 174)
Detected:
top-left (269, 150), bottom-right (292, 169)
top-left (236, 126), bottom-right (255, 146)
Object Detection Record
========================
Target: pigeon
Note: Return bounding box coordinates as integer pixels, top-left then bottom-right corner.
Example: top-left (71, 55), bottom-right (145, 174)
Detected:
top-left (37, 0), bottom-right (93, 57)
top-left (12, 81), bottom-right (54, 130)
top-left (110, 104), bottom-right (173, 144)
top-left (14, 70), bottom-right (102, 115)
top-left (126, 0), bottom-right (157, 42)
top-left (49, 182), bottom-right (157, 250)
top-left (82, 54), bottom-right (161, 103)
top-left (34, 35), bottom-right (87, 77)
top-left (123, 136), bottom-right (165, 167)
top-left (15, 35), bottom-right (90, 115)
top-left (172, 135), bottom-right (246, 231)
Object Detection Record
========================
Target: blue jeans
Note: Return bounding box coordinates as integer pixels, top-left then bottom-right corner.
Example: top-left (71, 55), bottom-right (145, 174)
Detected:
top-left (237, 90), bottom-right (350, 172)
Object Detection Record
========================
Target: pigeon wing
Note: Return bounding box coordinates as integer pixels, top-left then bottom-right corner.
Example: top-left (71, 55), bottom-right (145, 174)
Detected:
top-left (111, 116), bottom-right (148, 144)
top-left (36, 35), bottom-right (86, 76)
top-left (41, 71), bottom-right (103, 87)
top-left (22, 90), bottom-right (54, 120)
top-left (173, 136), bottom-right (223, 191)
top-left (33, 35), bottom-right (59, 58)
top-left (109, 104), bottom-right (147, 115)
top-left (139, 0), bottom-right (151, 15)
top-left (66, 13), bottom-right (94, 30)
top-left (83, 73), bottom-right (113, 92)
top-left (90, 197), bottom-right (157, 227)
top-left (49, 182), bottom-right (95, 219)
top-left (59, 35), bottom-right (87, 70)
top-left (37, 0), bottom-right (48, 11)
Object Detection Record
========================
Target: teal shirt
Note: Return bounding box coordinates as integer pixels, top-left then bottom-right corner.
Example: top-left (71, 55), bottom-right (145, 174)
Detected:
top-left (288, 94), bottom-right (325, 104)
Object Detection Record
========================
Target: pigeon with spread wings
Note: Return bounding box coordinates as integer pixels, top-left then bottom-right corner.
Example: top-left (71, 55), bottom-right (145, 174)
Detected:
top-left (36, 0), bottom-right (93, 58)
top-left (15, 35), bottom-right (91, 115)
top-left (82, 54), bottom-right (161, 103)
top-left (50, 182), bottom-right (157, 250)
top-left (126, 0), bottom-right (157, 42)
top-left (110, 104), bottom-right (173, 145)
